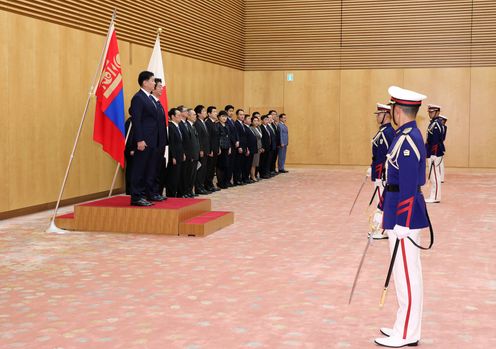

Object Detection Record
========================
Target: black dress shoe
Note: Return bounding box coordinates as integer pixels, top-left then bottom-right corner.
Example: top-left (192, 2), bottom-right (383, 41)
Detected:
top-left (278, 169), bottom-right (288, 173)
top-left (148, 194), bottom-right (165, 201)
top-left (261, 175), bottom-right (270, 179)
top-left (218, 184), bottom-right (228, 189)
top-left (131, 198), bottom-right (153, 206)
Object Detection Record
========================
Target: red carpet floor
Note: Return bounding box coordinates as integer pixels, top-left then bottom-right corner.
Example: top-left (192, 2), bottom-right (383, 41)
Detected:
top-left (0, 167), bottom-right (495, 348)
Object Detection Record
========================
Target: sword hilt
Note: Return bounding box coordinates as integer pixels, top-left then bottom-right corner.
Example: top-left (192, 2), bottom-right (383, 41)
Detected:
top-left (380, 287), bottom-right (388, 307)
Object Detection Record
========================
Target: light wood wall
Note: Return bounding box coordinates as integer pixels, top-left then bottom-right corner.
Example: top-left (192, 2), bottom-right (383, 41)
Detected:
top-left (0, 0), bottom-right (244, 69)
top-left (0, 10), bottom-right (244, 214)
top-left (244, 0), bottom-right (496, 71)
top-left (244, 68), bottom-right (496, 168)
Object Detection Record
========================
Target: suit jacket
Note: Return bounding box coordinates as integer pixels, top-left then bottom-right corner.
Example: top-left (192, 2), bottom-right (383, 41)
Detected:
top-left (150, 97), bottom-right (168, 150)
top-left (168, 122), bottom-right (185, 161)
top-left (187, 121), bottom-right (200, 161)
top-left (194, 118), bottom-right (210, 154)
top-left (235, 120), bottom-right (247, 151)
top-left (245, 124), bottom-right (258, 154)
top-left (128, 89), bottom-right (159, 148)
top-left (260, 124), bottom-right (271, 151)
top-left (279, 122), bottom-right (289, 146)
top-left (205, 118), bottom-right (220, 154)
top-left (226, 117), bottom-right (238, 147)
top-left (179, 120), bottom-right (195, 160)
top-left (272, 123), bottom-right (281, 147)
top-left (267, 124), bottom-right (277, 151)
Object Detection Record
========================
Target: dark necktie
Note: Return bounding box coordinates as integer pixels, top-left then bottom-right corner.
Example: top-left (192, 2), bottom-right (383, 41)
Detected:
top-left (149, 95), bottom-right (157, 109)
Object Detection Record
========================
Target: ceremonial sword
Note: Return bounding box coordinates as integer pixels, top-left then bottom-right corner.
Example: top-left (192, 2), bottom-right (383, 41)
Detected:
top-left (349, 175), bottom-right (368, 215)
top-left (348, 227), bottom-right (385, 304)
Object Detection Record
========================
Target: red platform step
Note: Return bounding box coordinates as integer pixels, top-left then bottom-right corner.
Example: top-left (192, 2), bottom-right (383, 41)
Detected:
top-left (179, 211), bottom-right (234, 237)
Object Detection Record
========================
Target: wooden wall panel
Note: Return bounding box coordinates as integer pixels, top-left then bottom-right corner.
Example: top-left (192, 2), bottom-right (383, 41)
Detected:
top-left (469, 67), bottom-right (496, 167)
top-left (244, 71), bottom-right (285, 109)
top-left (339, 69), bottom-right (404, 165)
top-left (283, 71), bottom-right (341, 165)
top-left (0, 10), bottom-right (9, 212)
top-left (0, 10), bottom-right (244, 214)
top-left (0, 0), bottom-right (244, 70)
top-left (403, 68), bottom-right (471, 167)
top-left (245, 0), bottom-right (496, 70)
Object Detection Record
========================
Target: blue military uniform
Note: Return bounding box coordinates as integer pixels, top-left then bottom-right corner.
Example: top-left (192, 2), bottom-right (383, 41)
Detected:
top-left (425, 104), bottom-right (445, 202)
top-left (369, 103), bottom-right (396, 240)
top-left (374, 86), bottom-right (430, 348)
top-left (371, 123), bottom-right (396, 182)
top-left (426, 116), bottom-right (445, 157)
top-left (382, 121), bottom-right (429, 230)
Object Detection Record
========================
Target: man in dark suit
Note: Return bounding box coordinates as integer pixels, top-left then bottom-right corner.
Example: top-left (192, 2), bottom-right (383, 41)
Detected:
top-left (150, 78), bottom-right (168, 199)
top-left (128, 71), bottom-right (161, 206)
top-left (166, 108), bottom-right (186, 198)
top-left (205, 106), bottom-right (221, 191)
top-left (194, 105), bottom-right (210, 195)
top-left (225, 105), bottom-right (238, 186)
top-left (243, 114), bottom-right (257, 183)
top-left (268, 110), bottom-right (280, 175)
top-left (259, 115), bottom-right (272, 179)
top-left (186, 108), bottom-right (200, 197)
top-left (177, 105), bottom-right (191, 197)
top-left (234, 109), bottom-right (247, 185)
top-left (124, 117), bottom-right (135, 195)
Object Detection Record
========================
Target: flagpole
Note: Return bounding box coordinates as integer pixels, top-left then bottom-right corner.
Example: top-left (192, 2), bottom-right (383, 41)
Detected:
top-left (47, 10), bottom-right (117, 233)
top-left (108, 121), bottom-right (132, 197)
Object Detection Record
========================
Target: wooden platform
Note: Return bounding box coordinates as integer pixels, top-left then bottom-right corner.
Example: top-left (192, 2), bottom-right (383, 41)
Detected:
top-left (55, 195), bottom-right (233, 236)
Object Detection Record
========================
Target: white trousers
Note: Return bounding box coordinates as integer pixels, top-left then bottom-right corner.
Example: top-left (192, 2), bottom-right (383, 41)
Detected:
top-left (439, 156), bottom-right (445, 182)
top-left (386, 229), bottom-right (423, 341)
top-left (428, 157), bottom-right (442, 201)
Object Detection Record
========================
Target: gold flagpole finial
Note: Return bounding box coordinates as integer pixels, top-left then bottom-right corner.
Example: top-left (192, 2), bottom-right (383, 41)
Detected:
top-left (157, 27), bottom-right (163, 34)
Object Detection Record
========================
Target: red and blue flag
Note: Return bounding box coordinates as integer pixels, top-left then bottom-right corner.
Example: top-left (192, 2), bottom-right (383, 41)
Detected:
top-left (93, 23), bottom-right (126, 168)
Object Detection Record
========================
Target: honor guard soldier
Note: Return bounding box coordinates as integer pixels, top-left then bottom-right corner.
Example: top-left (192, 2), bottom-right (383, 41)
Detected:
top-left (439, 115), bottom-right (448, 183)
top-left (369, 103), bottom-right (396, 240)
top-left (374, 86), bottom-right (430, 348)
top-left (425, 104), bottom-right (444, 203)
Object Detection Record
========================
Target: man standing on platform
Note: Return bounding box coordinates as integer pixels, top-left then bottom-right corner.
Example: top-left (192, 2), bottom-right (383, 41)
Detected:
top-left (369, 104), bottom-right (395, 239)
top-left (178, 105), bottom-right (192, 197)
top-left (277, 113), bottom-right (289, 173)
top-left (166, 108), bottom-right (185, 198)
top-left (374, 86), bottom-right (430, 348)
top-left (425, 104), bottom-right (444, 203)
top-left (194, 105), bottom-right (210, 195)
top-left (186, 108), bottom-right (200, 197)
top-left (150, 78), bottom-right (168, 200)
top-left (128, 71), bottom-right (160, 206)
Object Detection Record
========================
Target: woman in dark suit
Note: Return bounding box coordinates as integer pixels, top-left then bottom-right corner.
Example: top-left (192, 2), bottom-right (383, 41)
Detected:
top-left (216, 111), bottom-right (232, 189)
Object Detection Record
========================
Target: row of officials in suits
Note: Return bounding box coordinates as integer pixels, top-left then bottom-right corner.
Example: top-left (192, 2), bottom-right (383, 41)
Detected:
top-left (125, 71), bottom-right (289, 206)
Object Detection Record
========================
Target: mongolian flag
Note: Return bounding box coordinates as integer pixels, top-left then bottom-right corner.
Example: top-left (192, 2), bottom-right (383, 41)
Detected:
top-left (93, 22), bottom-right (126, 168)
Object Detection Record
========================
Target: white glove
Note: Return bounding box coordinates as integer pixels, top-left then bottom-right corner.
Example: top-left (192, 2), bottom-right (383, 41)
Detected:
top-left (430, 155), bottom-right (438, 161)
top-left (374, 179), bottom-right (382, 189)
top-left (371, 210), bottom-right (383, 230)
top-left (393, 224), bottom-right (411, 240)
top-left (366, 167), bottom-right (372, 178)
